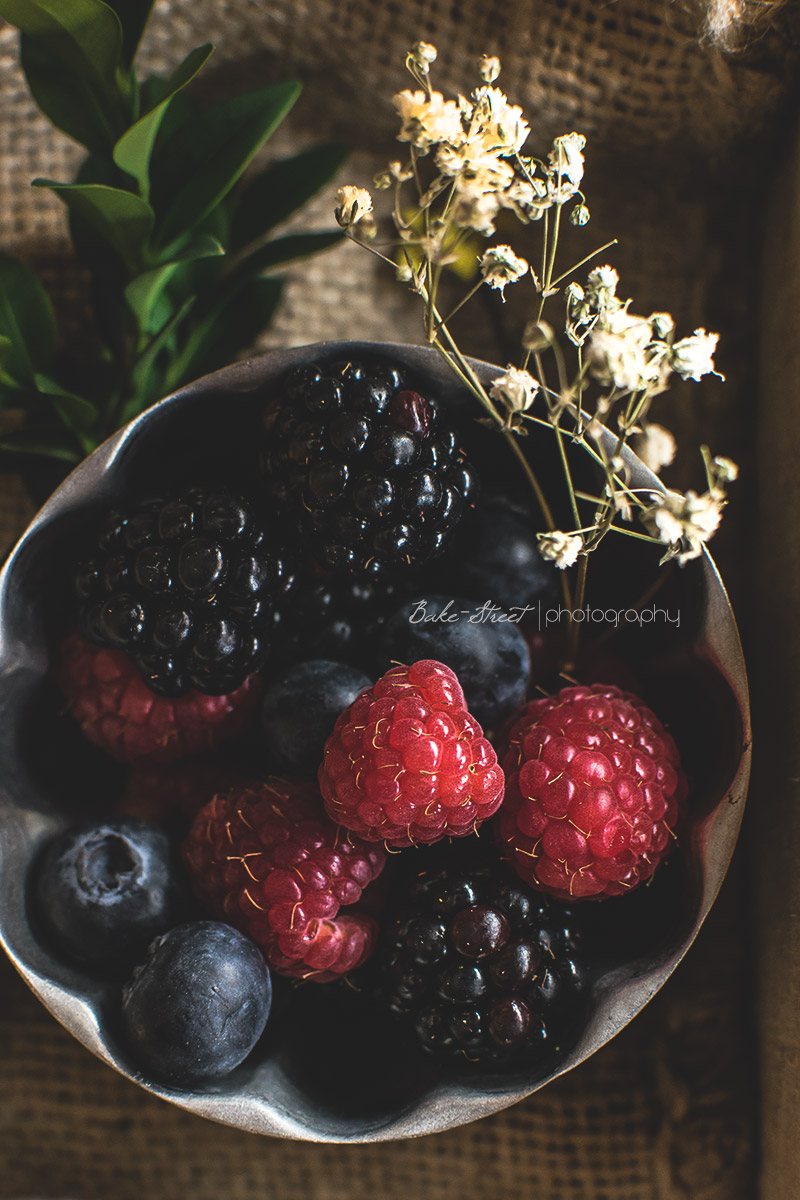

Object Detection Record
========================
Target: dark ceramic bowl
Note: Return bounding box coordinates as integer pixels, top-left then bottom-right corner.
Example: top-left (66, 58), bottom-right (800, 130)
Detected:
top-left (0, 342), bottom-right (750, 1141)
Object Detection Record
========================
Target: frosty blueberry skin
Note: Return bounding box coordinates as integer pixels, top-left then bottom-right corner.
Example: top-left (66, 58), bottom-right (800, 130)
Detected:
top-left (121, 921), bottom-right (272, 1085)
top-left (259, 659), bottom-right (372, 772)
top-left (32, 819), bottom-right (185, 969)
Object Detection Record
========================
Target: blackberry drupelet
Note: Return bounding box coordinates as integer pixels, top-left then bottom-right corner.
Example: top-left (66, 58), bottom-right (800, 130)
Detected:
top-left (75, 487), bottom-right (293, 697)
top-left (264, 357), bottom-right (479, 578)
top-left (383, 863), bottom-right (586, 1065)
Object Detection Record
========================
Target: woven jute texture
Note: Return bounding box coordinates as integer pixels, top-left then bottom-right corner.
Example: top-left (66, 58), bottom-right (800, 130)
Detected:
top-left (0, 0), bottom-right (787, 1194)
top-left (755, 114), bottom-right (800, 1200)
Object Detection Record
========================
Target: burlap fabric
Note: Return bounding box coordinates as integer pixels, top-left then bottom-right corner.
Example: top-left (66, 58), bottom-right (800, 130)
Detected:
top-left (1, 1), bottom-right (795, 1195)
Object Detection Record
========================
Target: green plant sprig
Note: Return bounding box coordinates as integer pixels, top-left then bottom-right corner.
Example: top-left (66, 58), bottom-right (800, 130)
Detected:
top-left (0, 0), bottom-right (348, 482)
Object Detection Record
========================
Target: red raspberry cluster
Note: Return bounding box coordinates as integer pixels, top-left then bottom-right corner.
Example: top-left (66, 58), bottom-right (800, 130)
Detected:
top-left (319, 659), bottom-right (505, 846)
top-left (183, 777), bottom-right (386, 981)
top-left (497, 684), bottom-right (687, 900)
top-left (59, 632), bottom-right (259, 766)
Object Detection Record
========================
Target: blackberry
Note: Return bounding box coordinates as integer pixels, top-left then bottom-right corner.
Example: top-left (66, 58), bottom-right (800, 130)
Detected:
top-left (383, 863), bottom-right (587, 1065)
top-left (75, 487), bottom-right (293, 697)
top-left (264, 357), bottom-right (478, 579)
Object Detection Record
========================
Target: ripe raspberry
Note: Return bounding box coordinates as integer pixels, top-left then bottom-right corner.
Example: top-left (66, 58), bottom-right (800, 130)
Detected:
top-left (319, 659), bottom-right (505, 847)
top-left (60, 631), bottom-right (260, 766)
top-left (183, 778), bottom-right (386, 981)
top-left (497, 684), bottom-right (687, 900)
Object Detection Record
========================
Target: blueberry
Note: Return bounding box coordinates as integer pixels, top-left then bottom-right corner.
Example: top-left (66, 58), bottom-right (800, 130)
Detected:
top-left (377, 593), bottom-right (531, 728)
top-left (121, 922), bottom-right (271, 1085)
top-left (440, 501), bottom-right (559, 609)
top-left (260, 659), bottom-right (372, 771)
top-left (32, 819), bottom-right (184, 968)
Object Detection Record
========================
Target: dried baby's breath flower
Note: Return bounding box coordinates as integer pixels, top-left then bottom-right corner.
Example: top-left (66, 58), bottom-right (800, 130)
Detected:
top-left (713, 456), bottom-right (738, 483)
top-left (612, 487), bottom-right (633, 522)
top-left (480, 245), bottom-right (529, 296)
top-left (566, 267), bottom-right (625, 346)
top-left (374, 160), bottom-right (414, 189)
top-left (537, 531), bottom-right (583, 569)
top-left (470, 86), bottom-right (530, 154)
top-left (394, 90), bottom-right (465, 151)
top-left (410, 41), bottom-right (438, 71)
top-left (375, 161), bottom-right (415, 189)
top-left (633, 423), bottom-right (676, 473)
top-left (588, 309), bottom-right (667, 394)
top-left (452, 189), bottom-right (502, 235)
top-left (500, 174), bottom-right (547, 221)
top-left (522, 320), bottom-right (554, 352)
top-left (671, 328), bottom-right (722, 381)
top-left (339, 40), bottom-right (735, 610)
top-left (643, 489), bottom-right (724, 564)
top-left (479, 55), bottom-right (501, 83)
top-left (585, 265), bottom-right (621, 313)
top-left (649, 312), bottom-right (675, 341)
top-left (547, 132), bottom-right (586, 202)
top-left (490, 365), bottom-right (540, 415)
top-left (334, 185), bottom-right (373, 228)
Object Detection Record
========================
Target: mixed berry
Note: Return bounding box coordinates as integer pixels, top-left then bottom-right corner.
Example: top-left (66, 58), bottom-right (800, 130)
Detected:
top-left (29, 352), bottom-right (689, 1089)
top-left (382, 862), bottom-right (586, 1065)
top-left (75, 487), bottom-right (293, 697)
top-left (264, 358), bottom-right (478, 578)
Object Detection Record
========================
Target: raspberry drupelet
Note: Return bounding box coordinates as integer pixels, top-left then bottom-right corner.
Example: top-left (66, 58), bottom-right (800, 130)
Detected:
top-left (319, 659), bottom-right (505, 847)
top-left (497, 684), bottom-right (687, 900)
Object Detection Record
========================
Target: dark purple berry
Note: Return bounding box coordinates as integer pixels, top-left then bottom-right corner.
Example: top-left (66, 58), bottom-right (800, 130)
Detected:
top-left (259, 659), bottom-right (371, 772)
top-left (121, 921), bottom-right (271, 1085)
top-left (382, 864), bottom-right (586, 1065)
top-left (75, 487), bottom-right (292, 695)
top-left (264, 357), bottom-right (478, 578)
top-left (31, 819), bottom-right (185, 969)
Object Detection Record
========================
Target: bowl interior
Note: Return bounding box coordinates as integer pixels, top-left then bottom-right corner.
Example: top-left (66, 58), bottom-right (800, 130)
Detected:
top-left (0, 342), bottom-right (750, 1141)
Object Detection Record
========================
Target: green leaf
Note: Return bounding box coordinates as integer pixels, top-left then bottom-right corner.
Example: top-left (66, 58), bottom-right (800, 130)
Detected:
top-left (240, 230), bottom-right (343, 276)
top-left (113, 44), bottom-right (214, 199)
top-left (0, 428), bottom-right (81, 463)
top-left (33, 373), bottom-right (98, 442)
top-left (167, 277), bottom-right (283, 389)
top-left (151, 80), bottom-right (302, 250)
top-left (124, 234), bottom-right (224, 332)
top-left (0, 0), bottom-right (132, 152)
top-left (33, 181), bottom-right (154, 273)
top-left (0, 336), bottom-right (12, 367)
top-left (0, 252), bottom-right (57, 385)
top-left (229, 141), bottom-right (349, 252)
top-left (102, 0), bottom-right (155, 65)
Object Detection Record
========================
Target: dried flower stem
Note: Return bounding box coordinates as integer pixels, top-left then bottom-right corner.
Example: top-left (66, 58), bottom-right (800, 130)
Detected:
top-left (339, 43), bottom-right (735, 656)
